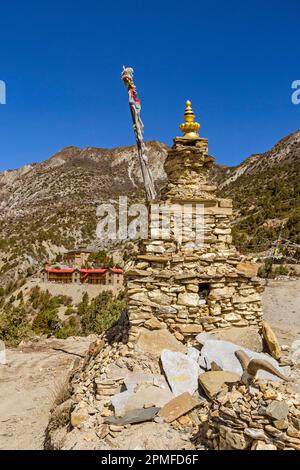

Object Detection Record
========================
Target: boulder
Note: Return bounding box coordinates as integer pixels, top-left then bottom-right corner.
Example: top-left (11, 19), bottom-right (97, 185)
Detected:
top-left (196, 336), bottom-right (287, 381)
top-left (158, 392), bottom-right (199, 423)
top-left (161, 350), bottom-right (200, 396)
top-left (199, 371), bottom-right (240, 398)
top-left (136, 328), bottom-right (186, 357)
top-left (262, 321), bottom-right (282, 359)
top-left (210, 327), bottom-right (263, 352)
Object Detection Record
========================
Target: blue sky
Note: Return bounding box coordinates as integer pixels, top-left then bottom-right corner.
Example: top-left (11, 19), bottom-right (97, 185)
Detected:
top-left (0, 0), bottom-right (299, 171)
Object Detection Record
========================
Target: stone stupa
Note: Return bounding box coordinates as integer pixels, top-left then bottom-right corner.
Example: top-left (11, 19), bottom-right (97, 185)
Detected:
top-left (125, 101), bottom-right (264, 345)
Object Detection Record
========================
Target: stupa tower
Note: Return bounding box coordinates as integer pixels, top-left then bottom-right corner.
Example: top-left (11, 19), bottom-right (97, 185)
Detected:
top-left (125, 101), bottom-right (263, 345)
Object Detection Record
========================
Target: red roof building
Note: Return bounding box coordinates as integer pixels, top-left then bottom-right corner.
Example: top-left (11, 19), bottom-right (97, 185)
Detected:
top-left (41, 267), bottom-right (123, 287)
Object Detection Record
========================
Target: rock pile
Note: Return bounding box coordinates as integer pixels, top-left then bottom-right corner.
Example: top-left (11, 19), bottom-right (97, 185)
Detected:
top-left (198, 380), bottom-right (300, 450)
top-left (45, 103), bottom-right (299, 451)
top-left (45, 317), bottom-right (299, 451)
top-left (126, 114), bottom-right (264, 345)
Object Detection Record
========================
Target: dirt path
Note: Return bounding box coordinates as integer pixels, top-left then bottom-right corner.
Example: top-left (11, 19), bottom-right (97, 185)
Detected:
top-left (0, 336), bottom-right (93, 450)
top-left (0, 280), bottom-right (299, 450)
top-left (262, 279), bottom-right (300, 345)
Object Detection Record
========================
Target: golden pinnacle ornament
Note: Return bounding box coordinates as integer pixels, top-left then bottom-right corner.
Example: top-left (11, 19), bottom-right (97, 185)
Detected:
top-left (179, 100), bottom-right (201, 140)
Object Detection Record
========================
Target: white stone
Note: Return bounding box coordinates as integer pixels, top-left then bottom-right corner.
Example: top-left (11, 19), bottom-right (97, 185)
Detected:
top-left (177, 293), bottom-right (200, 307)
top-left (161, 350), bottom-right (200, 396)
top-left (186, 347), bottom-right (200, 363)
top-left (196, 338), bottom-right (288, 381)
top-left (148, 290), bottom-right (172, 305)
top-left (223, 313), bottom-right (241, 322)
top-left (124, 373), bottom-right (170, 392)
top-left (111, 385), bottom-right (173, 417)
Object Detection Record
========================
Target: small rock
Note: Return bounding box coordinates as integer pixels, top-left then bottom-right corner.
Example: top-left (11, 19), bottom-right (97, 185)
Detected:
top-left (178, 415), bottom-right (192, 427)
top-left (264, 425), bottom-right (283, 438)
top-left (70, 407), bottom-right (89, 428)
top-left (158, 392), bottom-right (199, 423)
top-left (136, 328), bottom-right (186, 357)
top-left (263, 389), bottom-right (277, 400)
top-left (144, 317), bottom-right (166, 330)
top-left (274, 419), bottom-right (289, 430)
top-left (287, 427), bottom-right (300, 438)
top-left (154, 416), bottom-right (164, 424)
top-left (109, 425), bottom-right (123, 432)
top-left (101, 408), bottom-right (112, 417)
top-left (251, 441), bottom-right (277, 450)
top-left (265, 400), bottom-right (289, 421)
top-left (96, 424), bottom-right (109, 439)
top-left (244, 428), bottom-right (268, 441)
top-left (175, 332), bottom-right (184, 341)
top-left (199, 371), bottom-right (240, 399)
top-left (175, 324), bottom-right (203, 335)
top-left (88, 338), bottom-right (104, 357)
top-left (178, 293), bottom-right (200, 307)
top-left (262, 321), bottom-right (282, 360)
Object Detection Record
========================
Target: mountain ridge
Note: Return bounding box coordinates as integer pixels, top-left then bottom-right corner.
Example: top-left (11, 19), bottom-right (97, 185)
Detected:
top-left (0, 130), bottom-right (299, 287)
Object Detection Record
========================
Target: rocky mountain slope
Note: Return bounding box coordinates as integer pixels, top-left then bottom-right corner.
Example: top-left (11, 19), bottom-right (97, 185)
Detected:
top-left (212, 130), bottom-right (300, 254)
top-left (0, 142), bottom-right (168, 287)
top-left (0, 129), bottom-right (299, 288)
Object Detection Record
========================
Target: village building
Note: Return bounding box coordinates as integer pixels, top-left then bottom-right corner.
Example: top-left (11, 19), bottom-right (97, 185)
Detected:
top-left (63, 247), bottom-right (93, 267)
top-left (40, 267), bottom-right (123, 289)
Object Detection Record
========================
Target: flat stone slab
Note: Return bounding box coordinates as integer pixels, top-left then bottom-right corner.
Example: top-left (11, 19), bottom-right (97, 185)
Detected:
top-left (210, 327), bottom-right (263, 353)
top-left (124, 372), bottom-right (170, 392)
top-left (196, 336), bottom-right (288, 382)
top-left (111, 385), bottom-right (174, 417)
top-left (136, 328), bottom-right (186, 357)
top-left (161, 350), bottom-right (200, 396)
top-left (104, 407), bottom-right (160, 425)
top-left (158, 392), bottom-right (199, 423)
top-left (199, 371), bottom-right (240, 399)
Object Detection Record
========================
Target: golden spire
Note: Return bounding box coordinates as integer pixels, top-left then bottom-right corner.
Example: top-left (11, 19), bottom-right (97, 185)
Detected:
top-left (179, 100), bottom-right (201, 140)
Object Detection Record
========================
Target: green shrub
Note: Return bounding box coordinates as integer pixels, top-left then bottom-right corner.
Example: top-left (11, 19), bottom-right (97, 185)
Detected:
top-left (80, 291), bottom-right (125, 335)
top-left (56, 315), bottom-right (81, 339)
